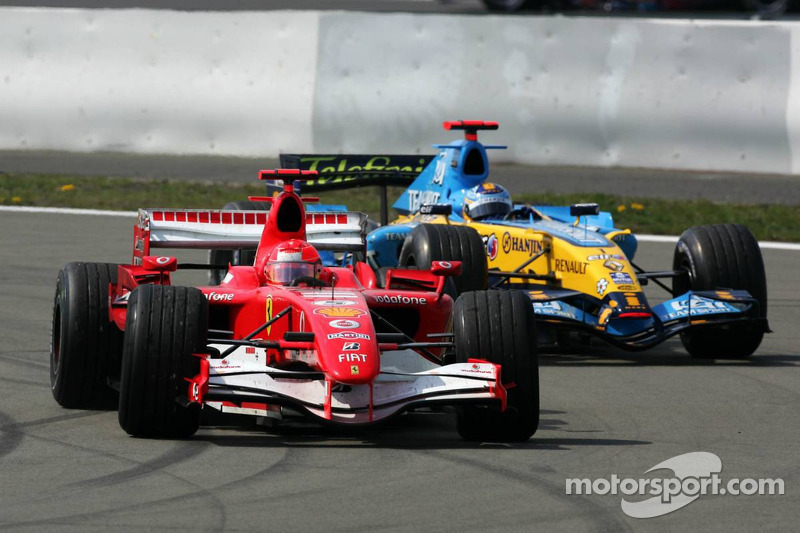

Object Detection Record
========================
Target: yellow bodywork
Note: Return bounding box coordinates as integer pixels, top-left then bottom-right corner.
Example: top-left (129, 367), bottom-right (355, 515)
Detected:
top-left (392, 212), bottom-right (643, 298)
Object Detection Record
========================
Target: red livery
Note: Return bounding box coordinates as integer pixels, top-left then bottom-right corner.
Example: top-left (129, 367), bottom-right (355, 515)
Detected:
top-left (50, 170), bottom-right (540, 442)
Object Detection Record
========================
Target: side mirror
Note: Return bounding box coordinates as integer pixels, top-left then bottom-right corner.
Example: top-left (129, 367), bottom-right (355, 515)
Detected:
top-left (430, 260), bottom-right (463, 276)
top-left (142, 255), bottom-right (178, 272)
top-left (570, 203), bottom-right (600, 217)
top-left (419, 203), bottom-right (453, 216)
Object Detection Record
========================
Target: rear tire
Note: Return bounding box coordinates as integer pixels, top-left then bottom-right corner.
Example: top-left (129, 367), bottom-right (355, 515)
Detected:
top-left (398, 224), bottom-right (488, 295)
top-left (453, 290), bottom-right (539, 442)
top-left (208, 200), bottom-right (270, 285)
top-left (50, 262), bottom-right (123, 409)
top-left (118, 285), bottom-right (207, 438)
top-left (672, 224), bottom-right (767, 359)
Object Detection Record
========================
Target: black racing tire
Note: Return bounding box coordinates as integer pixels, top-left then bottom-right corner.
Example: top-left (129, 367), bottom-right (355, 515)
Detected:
top-left (672, 224), bottom-right (767, 359)
top-left (50, 262), bottom-right (123, 409)
top-left (208, 200), bottom-right (270, 285)
top-left (453, 290), bottom-right (539, 442)
top-left (482, 0), bottom-right (544, 11)
top-left (118, 285), bottom-right (207, 438)
top-left (398, 224), bottom-right (488, 296)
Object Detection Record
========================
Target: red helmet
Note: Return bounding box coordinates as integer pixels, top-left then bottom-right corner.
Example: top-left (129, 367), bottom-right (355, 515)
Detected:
top-left (264, 240), bottom-right (321, 285)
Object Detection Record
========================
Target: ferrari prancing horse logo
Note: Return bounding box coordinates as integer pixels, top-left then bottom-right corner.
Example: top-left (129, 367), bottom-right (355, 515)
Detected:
top-left (266, 295), bottom-right (273, 335)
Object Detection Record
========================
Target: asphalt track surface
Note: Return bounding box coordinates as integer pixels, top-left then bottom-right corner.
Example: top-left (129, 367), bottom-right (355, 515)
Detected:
top-left (2, 3), bottom-right (799, 531)
top-left (1, 208), bottom-right (798, 531)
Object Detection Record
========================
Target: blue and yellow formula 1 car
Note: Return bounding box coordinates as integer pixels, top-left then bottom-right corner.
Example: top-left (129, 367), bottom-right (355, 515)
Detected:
top-left (281, 121), bottom-right (769, 359)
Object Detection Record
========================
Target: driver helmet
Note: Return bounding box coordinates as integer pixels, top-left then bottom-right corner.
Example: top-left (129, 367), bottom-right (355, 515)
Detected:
top-left (462, 182), bottom-right (513, 221)
top-left (264, 240), bottom-right (321, 285)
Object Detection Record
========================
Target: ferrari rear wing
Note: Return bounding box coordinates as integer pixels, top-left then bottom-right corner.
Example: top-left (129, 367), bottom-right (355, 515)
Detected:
top-left (133, 208), bottom-right (367, 263)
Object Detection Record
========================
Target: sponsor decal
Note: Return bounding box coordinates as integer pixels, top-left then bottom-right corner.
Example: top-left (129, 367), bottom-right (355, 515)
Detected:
top-left (664, 296), bottom-right (737, 320)
top-left (554, 259), bottom-right (588, 275)
top-left (342, 342), bottom-right (360, 351)
top-left (329, 319), bottom-right (360, 329)
top-left (587, 253), bottom-right (626, 261)
top-left (373, 295), bottom-right (427, 305)
top-left (350, 365), bottom-right (360, 375)
top-left (338, 353), bottom-right (368, 363)
top-left (408, 190), bottom-right (441, 213)
top-left (528, 290), bottom-right (550, 300)
top-left (438, 261), bottom-right (452, 269)
top-left (156, 256), bottom-right (171, 265)
top-left (597, 278), bottom-right (609, 296)
top-left (533, 301), bottom-right (577, 320)
top-left (312, 300), bottom-right (356, 307)
top-left (502, 232), bottom-right (543, 256)
top-left (624, 295), bottom-right (645, 308)
top-left (484, 234), bottom-right (499, 260)
top-left (616, 284), bottom-right (638, 292)
top-left (463, 363), bottom-right (494, 375)
top-left (327, 331), bottom-right (371, 340)
top-left (603, 259), bottom-right (625, 272)
top-left (385, 232), bottom-right (405, 241)
top-left (134, 238), bottom-right (145, 253)
top-left (222, 272), bottom-right (233, 284)
top-left (610, 272), bottom-right (635, 286)
top-left (265, 295), bottom-right (273, 334)
top-left (314, 307), bottom-right (366, 318)
top-left (299, 311), bottom-right (305, 332)
top-left (206, 292), bottom-right (234, 302)
top-left (299, 155), bottom-right (429, 182)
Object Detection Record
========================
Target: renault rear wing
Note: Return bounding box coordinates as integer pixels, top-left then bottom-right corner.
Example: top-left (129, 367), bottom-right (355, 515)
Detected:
top-left (133, 209), bottom-right (367, 264)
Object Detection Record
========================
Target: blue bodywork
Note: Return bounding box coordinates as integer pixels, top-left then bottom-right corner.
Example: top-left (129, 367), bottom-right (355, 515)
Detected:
top-left (361, 122), bottom-right (763, 352)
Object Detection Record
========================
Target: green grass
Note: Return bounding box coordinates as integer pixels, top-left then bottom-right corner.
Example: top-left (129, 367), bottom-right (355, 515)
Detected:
top-left (2, 173), bottom-right (799, 241)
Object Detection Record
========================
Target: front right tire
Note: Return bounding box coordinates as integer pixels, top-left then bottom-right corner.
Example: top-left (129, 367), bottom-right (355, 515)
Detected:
top-left (118, 284), bottom-right (207, 438)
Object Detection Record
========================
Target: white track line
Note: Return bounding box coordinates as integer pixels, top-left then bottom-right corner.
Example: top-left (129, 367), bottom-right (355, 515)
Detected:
top-left (0, 205), bottom-right (138, 217)
top-left (2, 205), bottom-right (799, 251)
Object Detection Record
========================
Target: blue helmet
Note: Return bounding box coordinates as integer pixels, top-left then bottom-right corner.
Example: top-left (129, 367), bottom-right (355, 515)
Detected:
top-left (462, 182), bottom-right (512, 221)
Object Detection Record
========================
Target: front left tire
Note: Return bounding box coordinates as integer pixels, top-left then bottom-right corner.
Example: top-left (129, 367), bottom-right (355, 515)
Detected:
top-left (453, 290), bottom-right (539, 442)
top-left (51, 262), bottom-right (123, 409)
top-left (672, 223), bottom-right (767, 359)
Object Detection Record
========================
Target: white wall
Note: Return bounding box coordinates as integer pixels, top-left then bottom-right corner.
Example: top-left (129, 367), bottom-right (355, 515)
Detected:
top-left (0, 8), bottom-right (320, 155)
top-left (2, 7), bottom-right (799, 175)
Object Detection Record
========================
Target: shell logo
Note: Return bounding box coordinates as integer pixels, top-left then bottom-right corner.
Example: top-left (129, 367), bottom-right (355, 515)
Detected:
top-left (313, 307), bottom-right (366, 318)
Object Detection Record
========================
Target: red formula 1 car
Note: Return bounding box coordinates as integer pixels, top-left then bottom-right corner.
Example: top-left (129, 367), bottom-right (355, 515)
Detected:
top-left (50, 170), bottom-right (540, 442)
